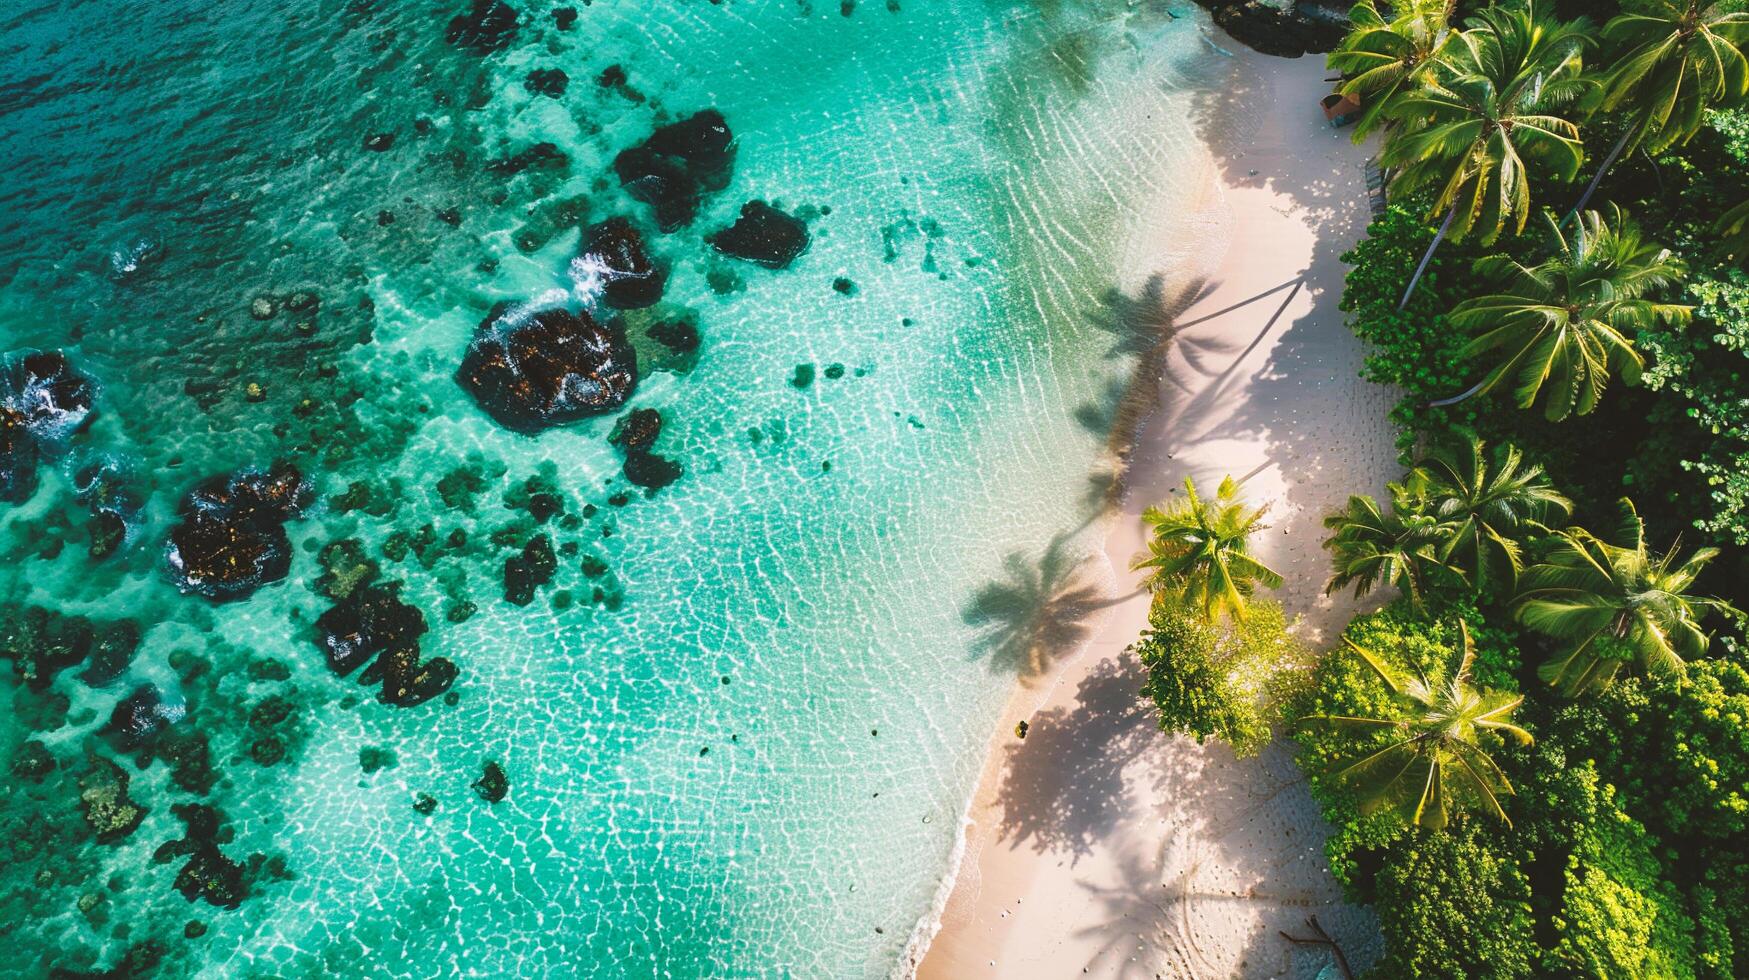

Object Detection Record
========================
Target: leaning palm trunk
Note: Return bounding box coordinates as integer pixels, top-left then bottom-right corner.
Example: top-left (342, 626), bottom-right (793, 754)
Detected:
top-left (1398, 201), bottom-right (1459, 310)
top-left (1565, 128), bottom-right (1634, 224)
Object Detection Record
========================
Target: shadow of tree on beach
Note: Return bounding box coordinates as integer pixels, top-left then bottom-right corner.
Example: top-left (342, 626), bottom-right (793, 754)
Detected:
top-left (1085, 273), bottom-right (1213, 361)
top-left (988, 649), bottom-right (1155, 859)
top-left (1073, 844), bottom-right (1183, 980)
top-left (963, 534), bottom-right (1135, 681)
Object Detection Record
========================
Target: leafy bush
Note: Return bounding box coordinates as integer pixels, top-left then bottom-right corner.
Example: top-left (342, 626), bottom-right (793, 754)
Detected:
top-left (1637, 270), bottom-right (1749, 548)
top-left (1340, 203), bottom-right (1486, 452)
top-left (1134, 600), bottom-right (1303, 758)
top-left (1367, 822), bottom-right (1537, 980)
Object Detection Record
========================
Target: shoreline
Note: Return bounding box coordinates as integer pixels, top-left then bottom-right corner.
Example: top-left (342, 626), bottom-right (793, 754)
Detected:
top-left (908, 48), bottom-right (1401, 978)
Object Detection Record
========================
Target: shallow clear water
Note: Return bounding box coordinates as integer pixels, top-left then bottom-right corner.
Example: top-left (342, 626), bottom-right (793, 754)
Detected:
top-left (0, 0), bottom-right (1225, 975)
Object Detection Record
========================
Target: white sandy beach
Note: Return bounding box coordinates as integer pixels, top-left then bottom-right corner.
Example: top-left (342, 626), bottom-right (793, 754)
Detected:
top-left (913, 47), bottom-right (1402, 979)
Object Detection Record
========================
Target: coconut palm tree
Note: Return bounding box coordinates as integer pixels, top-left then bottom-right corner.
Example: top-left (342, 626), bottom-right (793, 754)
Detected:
top-left (1439, 206), bottom-right (1691, 421)
top-left (1327, 0), bottom-right (1459, 140)
top-left (1516, 499), bottom-right (1736, 695)
top-left (1323, 483), bottom-right (1451, 609)
top-left (1410, 433), bottom-right (1571, 595)
top-left (1383, 0), bottom-right (1592, 308)
top-left (1136, 475), bottom-right (1282, 624)
top-left (1306, 621), bottom-right (1532, 830)
top-left (1719, 196), bottom-right (1749, 258)
top-left (1569, 0), bottom-right (1749, 217)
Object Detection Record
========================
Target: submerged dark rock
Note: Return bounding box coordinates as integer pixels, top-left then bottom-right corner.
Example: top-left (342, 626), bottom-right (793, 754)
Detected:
top-left (315, 582), bottom-right (428, 676)
top-left (80, 622), bottom-right (138, 688)
top-left (456, 305), bottom-right (638, 433)
top-left (613, 110), bottom-right (735, 232)
top-left (445, 0), bottom-right (519, 55)
top-left (708, 201), bottom-right (811, 269)
top-left (165, 463), bottom-right (311, 602)
top-left (486, 141), bottom-right (568, 177)
top-left (581, 217), bottom-right (668, 310)
top-left (1194, 0), bottom-right (1346, 57)
top-left (553, 6), bottom-right (578, 29)
top-left (0, 351), bottom-right (98, 504)
top-left (314, 580), bottom-right (455, 707)
top-left (473, 760), bottom-right (509, 803)
top-left (87, 509), bottom-right (126, 560)
top-left (504, 534), bottom-right (557, 606)
top-left (609, 408), bottom-right (681, 491)
top-left (11, 740), bottom-right (54, 783)
top-left (372, 647), bottom-right (459, 707)
top-left (105, 685), bottom-right (185, 747)
top-left (622, 450), bottom-right (682, 491)
top-left (647, 318), bottom-right (700, 354)
top-left (524, 68), bottom-right (569, 98)
top-left (161, 804), bottom-right (253, 909)
top-left (0, 408), bottom-right (40, 503)
top-left (610, 408), bottom-right (662, 452)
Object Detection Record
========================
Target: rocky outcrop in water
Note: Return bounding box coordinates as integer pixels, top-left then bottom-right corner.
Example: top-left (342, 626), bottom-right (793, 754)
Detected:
top-left (154, 804), bottom-right (259, 910)
top-left (581, 218), bottom-right (668, 310)
top-left (105, 685), bottom-right (186, 747)
top-left (73, 458), bottom-right (143, 561)
top-left (317, 583), bottom-right (427, 675)
top-left (473, 760), bottom-right (509, 803)
top-left (456, 305), bottom-right (638, 433)
top-left (503, 534), bottom-right (557, 605)
top-left (614, 110), bottom-right (735, 232)
top-left (610, 408), bottom-right (682, 491)
top-left (708, 201), bottom-right (810, 269)
top-left (1, 605), bottom-right (140, 692)
top-left (1192, 0), bottom-right (1347, 58)
top-left (445, 0), bottom-right (519, 55)
top-left (0, 351), bottom-right (97, 504)
top-left (648, 317), bottom-right (700, 354)
top-left (314, 581), bottom-right (456, 707)
top-left (524, 68), bottom-right (568, 98)
top-left (165, 464), bottom-right (311, 602)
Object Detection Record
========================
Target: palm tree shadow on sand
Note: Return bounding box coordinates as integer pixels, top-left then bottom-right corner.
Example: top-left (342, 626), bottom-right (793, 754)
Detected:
top-left (962, 534), bottom-right (1138, 681)
top-left (986, 650), bottom-right (1155, 860)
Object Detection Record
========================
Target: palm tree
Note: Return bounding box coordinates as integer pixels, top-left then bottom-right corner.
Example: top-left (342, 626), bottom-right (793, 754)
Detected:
top-left (1719, 197), bottom-right (1749, 258)
top-left (1440, 206), bottom-right (1691, 421)
top-left (1516, 499), bottom-right (1736, 695)
top-left (1410, 433), bottom-right (1571, 595)
top-left (1569, 1), bottom-right (1749, 217)
top-left (1383, 0), bottom-right (1592, 308)
top-left (1136, 475), bottom-right (1282, 624)
top-left (1323, 483), bottom-right (1451, 609)
top-left (1306, 621), bottom-right (1532, 830)
top-left (1327, 0), bottom-right (1458, 141)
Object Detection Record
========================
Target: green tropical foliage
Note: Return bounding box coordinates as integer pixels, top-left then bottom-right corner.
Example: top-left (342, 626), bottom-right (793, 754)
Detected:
top-left (1246, 2), bottom-right (1749, 974)
top-left (1134, 602), bottom-right (1303, 758)
top-left (1323, 484), bottom-right (1449, 607)
top-left (1368, 822), bottom-right (1538, 979)
top-left (1567, 0), bottom-right (1749, 215)
top-left (1599, 0), bottom-right (1749, 155)
top-left (1719, 196), bottom-right (1749, 256)
top-left (1135, 475), bottom-right (1282, 623)
top-left (1327, 0), bottom-right (1458, 139)
top-left (1409, 432), bottom-right (1571, 593)
top-left (1515, 499), bottom-right (1732, 694)
top-left (1380, 1), bottom-right (1591, 244)
top-left (1448, 206), bottom-right (1691, 420)
top-left (1304, 620), bottom-right (1532, 830)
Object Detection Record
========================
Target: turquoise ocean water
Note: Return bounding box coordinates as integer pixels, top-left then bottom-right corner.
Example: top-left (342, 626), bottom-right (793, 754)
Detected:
top-left (0, 1), bottom-right (1225, 975)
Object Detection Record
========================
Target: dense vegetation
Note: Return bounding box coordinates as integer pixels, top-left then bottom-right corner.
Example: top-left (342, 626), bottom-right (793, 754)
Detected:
top-left (1138, 1), bottom-right (1749, 975)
